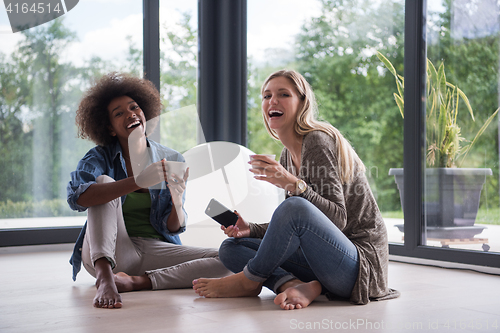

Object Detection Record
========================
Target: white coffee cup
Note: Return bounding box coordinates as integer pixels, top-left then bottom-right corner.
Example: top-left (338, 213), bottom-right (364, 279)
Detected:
top-left (165, 161), bottom-right (187, 180)
top-left (249, 154), bottom-right (276, 173)
top-left (250, 154), bottom-right (276, 162)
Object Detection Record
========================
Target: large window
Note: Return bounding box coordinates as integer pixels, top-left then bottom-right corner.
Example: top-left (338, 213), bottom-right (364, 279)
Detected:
top-left (2, 0), bottom-right (499, 268)
top-left (247, 0), bottom-right (406, 244)
top-left (386, 0), bottom-right (499, 269)
top-left (422, 0), bottom-right (500, 253)
top-left (0, 1), bottom-right (143, 232)
top-left (247, 0), bottom-right (499, 267)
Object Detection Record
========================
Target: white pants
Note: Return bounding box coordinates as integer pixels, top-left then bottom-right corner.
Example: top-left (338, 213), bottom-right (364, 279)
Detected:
top-left (81, 175), bottom-right (230, 289)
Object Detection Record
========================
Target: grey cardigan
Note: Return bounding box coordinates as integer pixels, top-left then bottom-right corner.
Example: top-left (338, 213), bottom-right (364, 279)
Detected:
top-left (249, 130), bottom-right (399, 305)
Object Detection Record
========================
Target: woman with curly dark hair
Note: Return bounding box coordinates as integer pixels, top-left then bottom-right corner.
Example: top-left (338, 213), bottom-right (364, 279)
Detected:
top-left (67, 73), bottom-right (230, 309)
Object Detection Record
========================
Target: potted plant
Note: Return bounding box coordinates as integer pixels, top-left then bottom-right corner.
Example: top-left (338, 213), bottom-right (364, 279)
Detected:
top-left (377, 51), bottom-right (499, 238)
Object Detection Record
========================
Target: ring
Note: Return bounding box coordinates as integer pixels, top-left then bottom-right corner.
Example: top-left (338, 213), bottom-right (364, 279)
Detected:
top-left (173, 179), bottom-right (178, 183)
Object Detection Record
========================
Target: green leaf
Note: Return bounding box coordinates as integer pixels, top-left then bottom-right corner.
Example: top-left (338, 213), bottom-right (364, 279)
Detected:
top-left (455, 86), bottom-right (474, 121)
top-left (376, 51), bottom-right (398, 78)
top-left (427, 59), bottom-right (438, 83)
top-left (396, 77), bottom-right (404, 100)
top-left (394, 93), bottom-right (404, 118)
top-left (437, 103), bottom-right (447, 152)
top-left (437, 62), bottom-right (446, 95)
top-left (459, 107), bottom-right (500, 166)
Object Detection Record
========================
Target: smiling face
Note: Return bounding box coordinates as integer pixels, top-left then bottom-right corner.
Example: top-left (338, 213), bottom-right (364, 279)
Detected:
top-left (107, 95), bottom-right (146, 147)
top-left (261, 76), bottom-right (303, 135)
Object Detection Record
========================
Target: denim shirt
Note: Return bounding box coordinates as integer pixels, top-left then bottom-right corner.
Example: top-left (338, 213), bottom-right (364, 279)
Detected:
top-left (67, 139), bottom-right (187, 281)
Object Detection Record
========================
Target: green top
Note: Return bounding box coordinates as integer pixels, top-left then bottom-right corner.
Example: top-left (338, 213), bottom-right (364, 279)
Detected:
top-left (123, 191), bottom-right (164, 240)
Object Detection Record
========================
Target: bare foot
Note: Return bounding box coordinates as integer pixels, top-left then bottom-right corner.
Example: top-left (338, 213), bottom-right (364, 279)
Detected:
top-left (93, 258), bottom-right (122, 309)
top-left (114, 272), bottom-right (152, 292)
top-left (192, 272), bottom-right (262, 298)
top-left (274, 280), bottom-right (322, 310)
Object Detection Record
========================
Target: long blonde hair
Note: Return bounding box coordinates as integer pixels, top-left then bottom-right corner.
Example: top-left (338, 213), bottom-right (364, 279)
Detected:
top-left (261, 69), bottom-right (365, 183)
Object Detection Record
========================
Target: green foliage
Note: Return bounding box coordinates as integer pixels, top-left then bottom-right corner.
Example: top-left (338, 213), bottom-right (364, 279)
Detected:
top-left (0, 14), bottom-right (200, 218)
top-left (0, 199), bottom-right (81, 218)
top-left (0, 54), bottom-right (33, 202)
top-left (1, 1), bottom-right (499, 219)
top-left (156, 12), bottom-right (200, 153)
top-left (160, 105), bottom-right (199, 154)
top-left (376, 1), bottom-right (500, 211)
top-left (475, 207), bottom-right (500, 225)
top-left (10, 17), bottom-right (97, 203)
top-left (125, 35), bottom-right (143, 77)
top-left (381, 210), bottom-right (404, 219)
top-left (378, 52), bottom-right (499, 168)
top-left (160, 12), bottom-right (197, 111)
top-left (426, 2), bottom-right (500, 208)
top-left (0, 17), bottom-right (129, 217)
top-left (381, 207), bottom-right (500, 225)
top-left (291, 0), bottom-right (405, 211)
top-left (247, 62), bottom-right (285, 156)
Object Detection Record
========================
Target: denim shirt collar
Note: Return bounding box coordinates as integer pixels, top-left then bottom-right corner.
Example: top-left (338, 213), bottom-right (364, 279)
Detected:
top-left (110, 138), bottom-right (155, 178)
top-left (69, 138), bottom-right (185, 281)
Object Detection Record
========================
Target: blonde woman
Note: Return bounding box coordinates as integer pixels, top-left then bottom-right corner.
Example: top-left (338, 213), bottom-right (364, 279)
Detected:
top-left (193, 70), bottom-right (398, 309)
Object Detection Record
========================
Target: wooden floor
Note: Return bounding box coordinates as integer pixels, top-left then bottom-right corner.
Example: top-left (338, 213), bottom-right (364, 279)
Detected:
top-left (1, 221), bottom-right (500, 333)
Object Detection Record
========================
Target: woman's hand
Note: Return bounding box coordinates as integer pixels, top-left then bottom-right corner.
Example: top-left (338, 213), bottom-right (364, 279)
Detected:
top-left (165, 165), bottom-right (189, 232)
top-left (134, 159), bottom-right (168, 188)
top-left (249, 155), bottom-right (298, 193)
top-left (221, 211), bottom-right (250, 238)
top-left (166, 166), bottom-right (189, 208)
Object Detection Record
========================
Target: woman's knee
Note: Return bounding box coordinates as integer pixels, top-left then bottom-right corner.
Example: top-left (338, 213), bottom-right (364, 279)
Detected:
top-left (272, 197), bottom-right (314, 225)
top-left (88, 175), bottom-right (120, 210)
top-left (218, 237), bottom-right (262, 269)
top-left (218, 238), bottom-right (239, 264)
top-left (280, 196), bottom-right (312, 211)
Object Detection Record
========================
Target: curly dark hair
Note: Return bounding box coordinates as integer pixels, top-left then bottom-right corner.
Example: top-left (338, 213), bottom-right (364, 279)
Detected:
top-left (76, 72), bottom-right (162, 146)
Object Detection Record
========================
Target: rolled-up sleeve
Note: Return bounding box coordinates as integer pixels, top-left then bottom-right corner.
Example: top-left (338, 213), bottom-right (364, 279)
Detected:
top-left (67, 150), bottom-right (107, 212)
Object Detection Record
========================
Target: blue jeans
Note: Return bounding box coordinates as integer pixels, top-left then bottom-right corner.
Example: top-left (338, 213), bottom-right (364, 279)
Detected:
top-left (219, 197), bottom-right (359, 298)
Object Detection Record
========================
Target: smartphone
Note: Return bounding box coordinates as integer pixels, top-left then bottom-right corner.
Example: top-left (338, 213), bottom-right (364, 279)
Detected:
top-left (205, 198), bottom-right (238, 228)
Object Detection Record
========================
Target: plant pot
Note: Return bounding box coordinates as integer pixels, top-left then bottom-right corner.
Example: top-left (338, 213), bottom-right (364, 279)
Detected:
top-left (389, 168), bottom-right (492, 228)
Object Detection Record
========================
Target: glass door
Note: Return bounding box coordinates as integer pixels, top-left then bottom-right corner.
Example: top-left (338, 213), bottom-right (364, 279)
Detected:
top-left (424, 0), bottom-right (500, 254)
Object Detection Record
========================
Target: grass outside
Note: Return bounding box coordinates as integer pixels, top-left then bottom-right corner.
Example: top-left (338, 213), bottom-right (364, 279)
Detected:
top-left (382, 207), bottom-right (500, 225)
top-left (1, 199), bottom-right (499, 225)
top-left (475, 207), bottom-right (500, 225)
top-left (0, 199), bottom-right (82, 219)
top-left (381, 210), bottom-right (404, 219)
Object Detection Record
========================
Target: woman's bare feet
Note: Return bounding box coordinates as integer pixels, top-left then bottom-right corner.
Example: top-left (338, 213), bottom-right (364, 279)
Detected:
top-left (192, 272), bottom-right (262, 298)
top-left (274, 280), bottom-right (322, 310)
top-left (114, 272), bottom-right (152, 292)
top-left (93, 258), bottom-right (122, 309)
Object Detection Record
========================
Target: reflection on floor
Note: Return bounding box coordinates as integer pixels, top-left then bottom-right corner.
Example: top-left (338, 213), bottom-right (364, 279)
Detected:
top-left (1, 220), bottom-right (499, 333)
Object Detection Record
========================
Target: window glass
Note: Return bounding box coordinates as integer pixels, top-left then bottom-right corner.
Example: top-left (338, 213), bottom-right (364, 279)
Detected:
top-left (424, 0), bottom-right (499, 253)
top-left (247, 0), bottom-right (405, 244)
top-left (0, 1), bottom-right (143, 229)
top-left (158, 0), bottom-right (199, 153)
